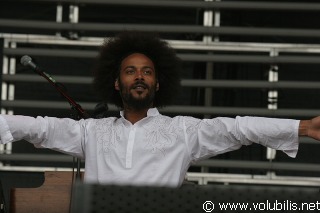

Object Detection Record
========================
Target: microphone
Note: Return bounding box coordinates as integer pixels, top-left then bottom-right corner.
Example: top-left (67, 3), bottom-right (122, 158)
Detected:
top-left (20, 55), bottom-right (57, 84)
top-left (20, 55), bottom-right (39, 70)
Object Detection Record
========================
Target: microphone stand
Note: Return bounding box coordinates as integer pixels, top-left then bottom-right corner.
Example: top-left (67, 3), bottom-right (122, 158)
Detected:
top-left (33, 67), bottom-right (90, 180)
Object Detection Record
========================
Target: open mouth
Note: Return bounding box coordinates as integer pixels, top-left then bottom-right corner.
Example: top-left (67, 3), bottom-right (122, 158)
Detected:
top-left (132, 83), bottom-right (148, 91)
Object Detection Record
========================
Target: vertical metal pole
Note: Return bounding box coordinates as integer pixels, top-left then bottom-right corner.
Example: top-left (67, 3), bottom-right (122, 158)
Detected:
top-left (5, 42), bottom-right (16, 156)
top-left (201, 0), bottom-right (220, 173)
top-left (0, 40), bottom-right (15, 170)
top-left (267, 49), bottom-right (278, 177)
top-left (0, 39), bottom-right (8, 167)
top-left (1, 39), bottom-right (8, 116)
top-left (70, 4), bottom-right (82, 180)
top-left (68, 4), bottom-right (80, 40)
top-left (56, 4), bottom-right (63, 36)
top-left (203, 0), bottom-right (216, 119)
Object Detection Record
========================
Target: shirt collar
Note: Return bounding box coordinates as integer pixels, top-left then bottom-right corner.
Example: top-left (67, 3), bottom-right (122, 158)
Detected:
top-left (119, 108), bottom-right (160, 119)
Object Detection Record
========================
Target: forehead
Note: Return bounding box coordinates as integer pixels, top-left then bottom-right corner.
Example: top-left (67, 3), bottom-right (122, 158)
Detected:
top-left (120, 53), bottom-right (154, 68)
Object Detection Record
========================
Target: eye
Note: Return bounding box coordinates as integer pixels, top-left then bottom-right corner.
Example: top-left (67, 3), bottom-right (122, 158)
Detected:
top-left (143, 68), bottom-right (153, 75)
top-left (125, 69), bottom-right (135, 74)
top-left (144, 70), bottom-right (151, 75)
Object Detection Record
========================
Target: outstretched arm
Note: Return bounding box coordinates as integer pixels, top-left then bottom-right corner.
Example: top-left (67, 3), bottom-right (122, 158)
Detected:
top-left (299, 116), bottom-right (320, 140)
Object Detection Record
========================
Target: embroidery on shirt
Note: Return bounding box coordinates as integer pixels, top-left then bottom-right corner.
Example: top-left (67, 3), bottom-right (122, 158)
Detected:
top-left (184, 117), bottom-right (228, 158)
top-left (144, 117), bottom-right (180, 156)
top-left (185, 117), bottom-right (225, 136)
top-left (184, 116), bottom-right (202, 136)
top-left (95, 119), bottom-right (121, 154)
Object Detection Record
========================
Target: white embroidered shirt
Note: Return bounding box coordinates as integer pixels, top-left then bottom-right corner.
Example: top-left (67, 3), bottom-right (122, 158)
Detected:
top-left (0, 108), bottom-right (299, 187)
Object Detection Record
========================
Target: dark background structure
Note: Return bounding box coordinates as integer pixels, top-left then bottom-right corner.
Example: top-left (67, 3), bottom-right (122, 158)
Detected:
top-left (0, 0), bottom-right (320, 187)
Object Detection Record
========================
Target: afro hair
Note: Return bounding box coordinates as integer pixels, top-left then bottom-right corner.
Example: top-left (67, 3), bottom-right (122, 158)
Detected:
top-left (92, 31), bottom-right (182, 109)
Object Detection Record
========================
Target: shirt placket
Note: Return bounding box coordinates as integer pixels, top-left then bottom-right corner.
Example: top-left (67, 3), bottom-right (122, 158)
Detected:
top-left (125, 126), bottom-right (136, 169)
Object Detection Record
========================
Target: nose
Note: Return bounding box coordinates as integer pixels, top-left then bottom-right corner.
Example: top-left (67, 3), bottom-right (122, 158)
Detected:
top-left (135, 70), bottom-right (144, 80)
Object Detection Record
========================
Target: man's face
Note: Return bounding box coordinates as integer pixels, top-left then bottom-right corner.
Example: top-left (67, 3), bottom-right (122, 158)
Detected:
top-left (115, 53), bottom-right (159, 110)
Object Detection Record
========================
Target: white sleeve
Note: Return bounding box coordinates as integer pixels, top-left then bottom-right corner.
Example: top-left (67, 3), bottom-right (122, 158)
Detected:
top-left (0, 114), bottom-right (86, 158)
top-left (0, 115), bottom-right (14, 143)
top-left (235, 116), bottom-right (300, 158)
top-left (184, 116), bottom-right (300, 161)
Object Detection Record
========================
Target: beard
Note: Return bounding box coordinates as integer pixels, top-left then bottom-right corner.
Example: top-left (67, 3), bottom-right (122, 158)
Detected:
top-left (119, 80), bottom-right (157, 110)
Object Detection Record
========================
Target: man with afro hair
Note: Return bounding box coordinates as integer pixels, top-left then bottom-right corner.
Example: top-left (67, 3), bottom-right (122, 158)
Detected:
top-left (1, 31), bottom-right (320, 187)
top-left (93, 31), bottom-right (181, 110)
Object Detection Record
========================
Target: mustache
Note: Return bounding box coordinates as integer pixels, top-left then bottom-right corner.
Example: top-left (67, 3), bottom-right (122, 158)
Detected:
top-left (131, 81), bottom-right (149, 89)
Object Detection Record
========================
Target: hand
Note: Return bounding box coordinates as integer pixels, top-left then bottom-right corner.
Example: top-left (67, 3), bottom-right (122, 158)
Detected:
top-left (299, 116), bottom-right (320, 140)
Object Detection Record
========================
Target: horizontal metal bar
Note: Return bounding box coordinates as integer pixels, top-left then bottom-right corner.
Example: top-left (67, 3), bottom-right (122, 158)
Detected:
top-left (194, 159), bottom-right (320, 172)
top-left (0, 153), bottom-right (76, 163)
top-left (0, 33), bottom-right (104, 46)
top-left (4, 0), bottom-right (320, 11)
top-left (180, 54), bottom-right (320, 64)
top-left (3, 47), bottom-right (97, 58)
top-left (0, 154), bottom-right (318, 172)
top-left (299, 137), bottom-right (319, 145)
top-left (5, 48), bottom-right (320, 64)
top-left (1, 19), bottom-right (320, 38)
top-left (1, 100), bottom-right (90, 110)
top-left (181, 79), bottom-right (320, 89)
top-left (187, 172), bottom-right (320, 186)
top-left (171, 41), bottom-right (320, 53)
top-left (2, 74), bottom-right (92, 84)
top-left (4, 33), bottom-right (320, 53)
top-left (3, 74), bottom-right (320, 90)
top-left (2, 100), bottom-right (320, 118)
top-left (161, 105), bottom-right (320, 117)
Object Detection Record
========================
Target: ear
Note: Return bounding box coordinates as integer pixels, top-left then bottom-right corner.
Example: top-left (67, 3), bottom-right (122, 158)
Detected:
top-left (156, 82), bottom-right (159, 91)
top-left (115, 79), bottom-right (120, 91)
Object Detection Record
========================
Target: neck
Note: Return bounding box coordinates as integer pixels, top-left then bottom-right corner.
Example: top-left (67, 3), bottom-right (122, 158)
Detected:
top-left (123, 107), bottom-right (151, 124)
